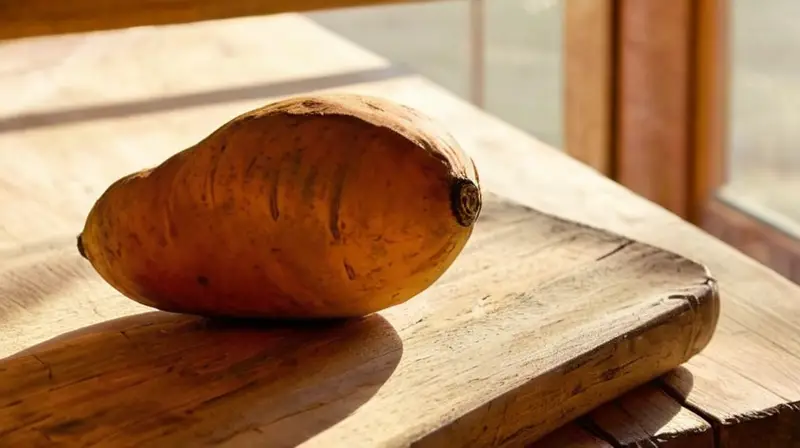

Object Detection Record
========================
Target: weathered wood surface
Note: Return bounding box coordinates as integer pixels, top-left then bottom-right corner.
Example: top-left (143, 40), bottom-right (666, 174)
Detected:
top-left (0, 13), bottom-right (796, 446)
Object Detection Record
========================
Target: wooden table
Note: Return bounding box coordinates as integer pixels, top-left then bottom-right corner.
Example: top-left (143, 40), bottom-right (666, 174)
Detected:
top-left (1, 14), bottom-right (799, 447)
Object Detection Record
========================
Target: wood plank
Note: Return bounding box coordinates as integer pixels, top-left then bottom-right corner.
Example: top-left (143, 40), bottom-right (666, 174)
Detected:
top-left (665, 323), bottom-right (800, 447)
top-left (586, 382), bottom-right (714, 447)
top-left (578, 378), bottom-right (712, 447)
top-left (563, 0), bottom-right (615, 176)
top-left (616, 0), bottom-right (694, 219)
top-left (2, 13), bottom-right (799, 445)
top-left (0, 0), bottom-right (442, 40)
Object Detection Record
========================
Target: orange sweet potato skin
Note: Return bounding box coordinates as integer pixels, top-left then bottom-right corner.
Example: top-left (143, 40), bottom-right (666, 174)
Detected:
top-left (78, 94), bottom-right (481, 319)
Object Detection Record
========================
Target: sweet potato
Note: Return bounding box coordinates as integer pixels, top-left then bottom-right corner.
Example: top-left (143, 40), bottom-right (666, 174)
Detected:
top-left (77, 93), bottom-right (482, 319)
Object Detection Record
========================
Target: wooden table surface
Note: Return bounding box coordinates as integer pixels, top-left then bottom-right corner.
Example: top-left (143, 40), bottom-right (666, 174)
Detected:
top-left (1, 14), bottom-right (799, 447)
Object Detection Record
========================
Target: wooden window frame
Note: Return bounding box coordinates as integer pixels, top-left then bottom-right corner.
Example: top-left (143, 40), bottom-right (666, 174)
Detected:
top-left (564, 0), bottom-right (800, 284)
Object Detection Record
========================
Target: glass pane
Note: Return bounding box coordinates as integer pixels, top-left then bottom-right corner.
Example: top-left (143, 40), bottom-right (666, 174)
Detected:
top-left (725, 0), bottom-right (800, 236)
top-left (307, 0), bottom-right (564, 148)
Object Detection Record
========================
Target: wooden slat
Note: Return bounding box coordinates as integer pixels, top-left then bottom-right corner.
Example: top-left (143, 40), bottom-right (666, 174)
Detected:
top-left (615, 0), bottom-right (694, 219)
top-left (0, 0), bottom-right (441, 40)
top-left (563, 0), bottom-right (615, 175)
top-left (663, 343), bottom-right (800, 447)
top-left (586, 383), bottom-right (714, 447)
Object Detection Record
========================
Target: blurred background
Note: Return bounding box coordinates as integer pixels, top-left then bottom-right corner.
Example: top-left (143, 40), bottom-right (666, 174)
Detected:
top-left (309, 0), bottom-right (563, 148)
top-left (723, 0), bottom-right (800, 235)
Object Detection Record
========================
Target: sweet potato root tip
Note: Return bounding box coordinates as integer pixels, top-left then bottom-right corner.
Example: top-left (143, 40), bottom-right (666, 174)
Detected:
top-left (451, 178), bottom-right (482, 227)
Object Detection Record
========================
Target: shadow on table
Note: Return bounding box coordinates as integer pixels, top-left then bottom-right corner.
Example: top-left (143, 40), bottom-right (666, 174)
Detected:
top-left (662, 365), bottom-right (696, 401)
top-left (535, 367), bottom-right (697, 447)
top-left (1, 310), bottom-right (402, 447)
top-left (592, 367), bottom-right (698, 443)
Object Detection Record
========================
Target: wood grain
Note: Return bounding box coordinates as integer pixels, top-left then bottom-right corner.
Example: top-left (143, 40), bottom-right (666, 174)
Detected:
top-left (2, 312), bottom-right (404, 447)
top-left (563, 0), bottom-right (616, 176)
top-left (0, 0), bottom-right (441, 40)
top-left (1, 13), bottom-right (797, 445)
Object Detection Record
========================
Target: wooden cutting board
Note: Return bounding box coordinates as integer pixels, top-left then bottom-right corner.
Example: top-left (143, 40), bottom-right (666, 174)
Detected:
top-left (0, 192), bottom-right (719, 447)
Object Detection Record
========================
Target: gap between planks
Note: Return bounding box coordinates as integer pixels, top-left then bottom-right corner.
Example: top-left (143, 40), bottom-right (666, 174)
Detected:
top-left (533, 378), bottom-right (722, 447)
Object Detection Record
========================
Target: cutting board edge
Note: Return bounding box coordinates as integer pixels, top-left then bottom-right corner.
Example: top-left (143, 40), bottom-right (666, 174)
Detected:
top-left (408, 275), bottom-right (720, 447)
